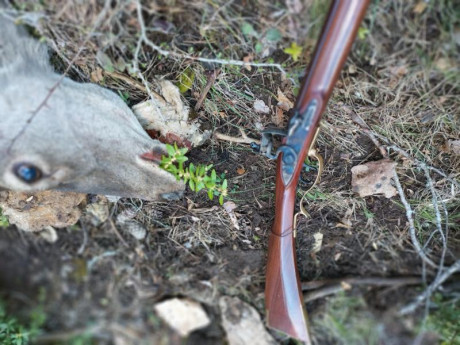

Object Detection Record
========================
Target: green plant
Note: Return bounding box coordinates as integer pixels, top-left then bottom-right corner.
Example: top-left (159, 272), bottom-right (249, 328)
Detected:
top-left (160, 143), bottom-right (228, 205)
top-left (0, 300), bottom-right (45, 345)
top-left (425, 294), bottom-right (460, 345)
top-left (0, 208), bottom-right (8, 227)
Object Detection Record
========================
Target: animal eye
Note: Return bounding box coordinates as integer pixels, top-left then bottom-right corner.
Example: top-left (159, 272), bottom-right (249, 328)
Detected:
top-left (13, 163), bottom-right (43, 183)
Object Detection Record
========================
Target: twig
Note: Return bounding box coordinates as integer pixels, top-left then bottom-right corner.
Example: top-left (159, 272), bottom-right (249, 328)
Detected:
top-left (6, 0), bottom-right (112, 154)
top-left (387, 145), bottom-right (460, 190)
top-left (392, 169), bottom-right (438, 268)
top-left (134, 1), bottom-right (286, 75)
top-left (34, 325), bottom-right (104, 343)
top-left (108, 218), bottom-right (129, 248)
top-left (103, 70), bottom-right (147, 92)
top-left (351, 113), bottom-right (388, 158)
top-left (303, 276), bottom-right (422, 303)
top-left (214, 128), bottom-right (260, 145)
top-left (399, 260), bottom-right (460, 315)
top-left (195, 69), bottom-right (220, 111)
top-left (87, 250), bottom-right (119, 271)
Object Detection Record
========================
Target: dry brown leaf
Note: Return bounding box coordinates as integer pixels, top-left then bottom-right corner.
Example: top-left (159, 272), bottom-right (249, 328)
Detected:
top-left (237, 167), bottom-right (246, 175)
top-left (276, 88), bottom-right (293, 111)
top-left (223, 201), bottom-right (239, 230)
top-left (154, 298), bottom-right (210, 337)
top-left (272, 106), bottom-right (285, 126)
top-left (413, 1), bottom-right (428, 14)
top-left (351, 159), bottom-right (397, 198)
top-left (243, 54), bottom-right (253, 71)
top-left (90, 67), bottom-right (104, 82)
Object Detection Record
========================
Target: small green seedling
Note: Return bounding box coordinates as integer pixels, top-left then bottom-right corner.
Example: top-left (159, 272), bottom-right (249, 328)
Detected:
top-left (160, 143), bottom-right (228, 205)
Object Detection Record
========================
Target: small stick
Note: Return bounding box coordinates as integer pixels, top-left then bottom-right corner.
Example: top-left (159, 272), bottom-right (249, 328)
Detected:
top-left (392, 169), bottom-right (438, 268)
top-left (351, 113), bottom-right (388, 158)
top-left (214, 128), bottom-right (260, 145)
top-left (399, 259), bottom-right (460, 315)
top-left (301, 276), bottom-right (422, 290)
top-left (134, 0), bottom-right (286, 75)
top-left (195, 69), bottom-right (220, 111)
top-left (303, 276), bottom-right (422, 303)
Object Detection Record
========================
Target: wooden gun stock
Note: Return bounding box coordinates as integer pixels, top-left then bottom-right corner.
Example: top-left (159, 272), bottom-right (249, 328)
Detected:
top-left (265, 1), bottom-right (370, 343)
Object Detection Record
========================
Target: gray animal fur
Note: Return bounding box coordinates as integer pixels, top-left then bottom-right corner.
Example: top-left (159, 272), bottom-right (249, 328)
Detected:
top-left (0, 12), bottom-right (184, 200)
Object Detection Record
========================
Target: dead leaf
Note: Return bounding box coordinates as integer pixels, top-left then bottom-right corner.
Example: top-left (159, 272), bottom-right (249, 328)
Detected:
top-left (223, 201), bottom-right (239, 230)
top-left (154, 298), bottom-right (210, 337)
top-left (219, 296), bottom-right (277, 345)
top-left (351, 159), bottom-right (397, 198)
top-left (413, 1), bottom-right (428, 14)
top-left (133, 80), bottom-right (211, 147)
top-left (340, 281), bottom-right (352, 290)
top-left (348, 64), bottom-right (357, 74)
top-left (237, 167), bottom-right (246, 175)
top-left (0, 190), bottom-right (86, 231)
top-left (336, 208), bottom-right (353, 229)
top-left (286, 0), bottom-right (302, 14)
top-left (311, 232), bottom-right (323, 254)
top-left (243, 54), bottom-right (253, 71)
top-left (272, 106), bottom-right (284, 126)
top-left (389, 65), bottom-right (408, 76)
top-left (334, 252), bottom-right (342, 261)
top-left (434, 57), bottom-right (454, 72)
top-left (253, 99), bottom-right (270, 114)
top-left (90, 68), bottom-right (104, 83)
top-left (448, 140), bottom-right (460, 155)
top-left (276, 88), bottom-right (293, 111)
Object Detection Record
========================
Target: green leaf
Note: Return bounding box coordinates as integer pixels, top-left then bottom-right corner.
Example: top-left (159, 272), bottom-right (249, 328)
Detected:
top-left (266, 28), bottom-right (282, 42)
top-left (211, 170), bottom-right (217, 182)
top-left (197, 182), bottom-right (205, 191)
top-left (189, 179), bottom-right (195, 191)
top-left (96, 51), bottom-right (114, 72)
top-left (166, 144), bottom-right (175, 156)
top-left (222, 179), bottom-right (228, 190)
top-left (219, 194), bottom-right (224, 205)
top-left (176, 156), bottom-right (188, 163)
top-left (241, 22), bottom-right (257, 38)
top-left (357, 27), bottom-right (369, 40)
top-left (283, 42), bottom-right (303, 62)
top-left (177, 68), bottom-right (195, 94)
top-left (208, 190), bottom-right (214, 200)
top-left (255, 42), bottom-right (263, 54)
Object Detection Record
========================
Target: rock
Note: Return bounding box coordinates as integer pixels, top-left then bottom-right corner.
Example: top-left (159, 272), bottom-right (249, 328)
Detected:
top-left (351, 159), bottom-right (397, 198)
top-left (0, 190), bottom-right (86, 231)
top-left (154, 298), bottom-right (210, 337)
top-left (219, 296), bottom-right (277, 345)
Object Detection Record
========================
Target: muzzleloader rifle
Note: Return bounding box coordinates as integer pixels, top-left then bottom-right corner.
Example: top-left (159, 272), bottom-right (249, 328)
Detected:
top-left (258, 1), bottom-right (370, 343)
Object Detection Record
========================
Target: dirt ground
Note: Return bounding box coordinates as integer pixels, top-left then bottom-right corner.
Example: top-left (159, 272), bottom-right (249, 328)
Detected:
top-left (0, 1), bottom-right (459, 344)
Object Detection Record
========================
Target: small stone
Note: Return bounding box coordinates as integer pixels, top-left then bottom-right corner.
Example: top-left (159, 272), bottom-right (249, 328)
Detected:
top-left (154, 298), bottom-right (210, 337)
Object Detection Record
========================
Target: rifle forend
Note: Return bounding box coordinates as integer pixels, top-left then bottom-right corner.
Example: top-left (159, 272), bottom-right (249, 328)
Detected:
top-left (264, 1), bottom-right (370, 343)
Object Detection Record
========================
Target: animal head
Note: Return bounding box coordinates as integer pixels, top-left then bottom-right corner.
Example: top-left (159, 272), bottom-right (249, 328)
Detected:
top-left (0, 14), bottom-right (184, 200)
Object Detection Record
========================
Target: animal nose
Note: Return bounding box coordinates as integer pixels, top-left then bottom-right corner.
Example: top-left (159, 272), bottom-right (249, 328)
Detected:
top-left (139, 148), bottom-right (166, 163)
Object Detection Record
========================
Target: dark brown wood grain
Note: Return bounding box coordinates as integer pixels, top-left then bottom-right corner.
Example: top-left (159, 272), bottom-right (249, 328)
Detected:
top-left (265, 1), bottom-right (371, 343)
